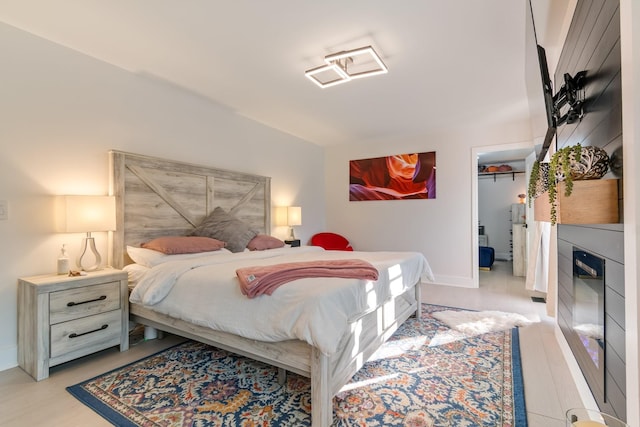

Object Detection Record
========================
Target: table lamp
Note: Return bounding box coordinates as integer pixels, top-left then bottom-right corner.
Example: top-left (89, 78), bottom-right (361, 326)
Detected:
top-left (56, 195), bottom-right (116, 271)
top-left (285, 206), bottom-right (301, 240)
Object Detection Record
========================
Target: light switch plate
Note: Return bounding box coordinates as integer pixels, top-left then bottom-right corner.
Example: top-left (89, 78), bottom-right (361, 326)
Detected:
top-left (0, 200), bottom-right (8, 220)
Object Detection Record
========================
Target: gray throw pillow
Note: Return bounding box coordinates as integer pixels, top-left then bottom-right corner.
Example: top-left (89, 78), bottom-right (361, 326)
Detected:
top-left (191, 207), bottom-right (258, 253)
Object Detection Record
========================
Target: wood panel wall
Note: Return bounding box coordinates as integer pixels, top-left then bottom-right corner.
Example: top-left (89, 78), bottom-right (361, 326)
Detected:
top-left (558, 224), bottom-right (625, 419)
top-left (109, 151), bottom-right (271, 269)
top-left (554, 0), bottom-right (625, 420)
top-left (555, 0), bottom-right (623, 186)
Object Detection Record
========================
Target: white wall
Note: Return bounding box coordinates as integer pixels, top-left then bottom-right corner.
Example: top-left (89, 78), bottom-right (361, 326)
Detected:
top-left (325, 124), bottom-right (533, 289)
top-left (0, 23), bottom-right (325, 370)
top-left (620, 0), bottom-right (640, 424)
top-left (478, 173), bottom-right (527, 260)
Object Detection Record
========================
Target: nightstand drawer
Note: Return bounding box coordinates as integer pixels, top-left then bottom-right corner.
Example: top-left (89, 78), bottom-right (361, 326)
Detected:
top-left (50, 281), bottom-right (121, 324)
top-left (19, 269), bottom-right (129, 380)
top-left (50, 310), bottom-right (122, 359)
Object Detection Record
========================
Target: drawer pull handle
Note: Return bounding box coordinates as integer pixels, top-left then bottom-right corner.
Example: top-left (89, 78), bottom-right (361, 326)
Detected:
top-left (69, 324), bottom-right (108, 339)
top-left (67, 295), bottom-right (107, 307)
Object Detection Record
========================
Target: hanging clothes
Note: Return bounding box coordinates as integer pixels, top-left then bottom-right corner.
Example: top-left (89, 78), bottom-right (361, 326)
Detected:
top-left (526, 220), bottom-right (556, 317)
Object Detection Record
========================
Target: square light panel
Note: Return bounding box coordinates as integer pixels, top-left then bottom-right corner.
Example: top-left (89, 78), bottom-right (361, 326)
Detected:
top-left (305, 45), bottom-right (387, 88)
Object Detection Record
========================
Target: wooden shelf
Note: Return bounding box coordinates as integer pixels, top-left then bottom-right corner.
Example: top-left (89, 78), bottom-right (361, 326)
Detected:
top-left (478, 171), bottom-right (524, 181)
top-left (533, 179), bottom-right (619, 224)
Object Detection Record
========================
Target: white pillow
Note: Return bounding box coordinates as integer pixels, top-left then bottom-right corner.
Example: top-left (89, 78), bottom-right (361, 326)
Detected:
top-left (123, 263), bottom-right (150, 285)
top-left (126, 245), bottom-right (231, 268)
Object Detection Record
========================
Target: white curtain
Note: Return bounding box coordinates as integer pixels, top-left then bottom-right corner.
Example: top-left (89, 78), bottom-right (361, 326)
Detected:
top-left (526, 220), bottom-right (556, 316)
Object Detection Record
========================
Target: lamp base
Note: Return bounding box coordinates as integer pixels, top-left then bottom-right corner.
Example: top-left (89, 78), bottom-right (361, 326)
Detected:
top-left (78, 235), bottom-right (102, 271)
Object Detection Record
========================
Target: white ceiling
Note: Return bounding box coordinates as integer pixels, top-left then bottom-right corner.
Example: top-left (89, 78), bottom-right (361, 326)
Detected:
top-left (0, 1), bottom-right (568, 153)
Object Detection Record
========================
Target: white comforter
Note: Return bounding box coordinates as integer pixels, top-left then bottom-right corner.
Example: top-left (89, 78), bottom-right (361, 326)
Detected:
top-left (129, 246), bottom-right (434, 355)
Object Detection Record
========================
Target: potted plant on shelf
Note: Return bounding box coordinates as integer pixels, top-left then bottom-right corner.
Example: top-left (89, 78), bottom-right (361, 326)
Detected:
top-left (530, 144), bottom-right (610, 224)
top-left (550, 144), bottom-right (610, 221)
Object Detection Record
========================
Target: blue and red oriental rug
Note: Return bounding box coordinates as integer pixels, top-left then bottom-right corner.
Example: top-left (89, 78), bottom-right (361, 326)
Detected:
top-left (67, 304), bottom-right (527, 426)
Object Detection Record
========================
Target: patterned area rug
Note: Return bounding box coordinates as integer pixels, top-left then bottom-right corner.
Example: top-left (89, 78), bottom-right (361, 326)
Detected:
top-left (67, 304), bottom-right (527, 426)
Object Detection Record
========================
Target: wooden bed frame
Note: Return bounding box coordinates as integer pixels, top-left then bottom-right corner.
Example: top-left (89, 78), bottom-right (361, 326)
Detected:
top-left (109, 150), bottom-right (421, 426)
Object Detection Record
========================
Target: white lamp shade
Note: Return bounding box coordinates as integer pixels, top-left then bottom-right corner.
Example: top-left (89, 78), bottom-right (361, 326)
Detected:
top-left (287, 206), bottom-right (302, 226)
top-left (275, 206), bottom-right (289, 227)
top-left (56, 195), bottom-right (116, 233)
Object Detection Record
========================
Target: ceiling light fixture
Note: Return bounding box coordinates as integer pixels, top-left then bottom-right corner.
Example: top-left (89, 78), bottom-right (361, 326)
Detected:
top-left (305, 45), bottom-right (388, 88)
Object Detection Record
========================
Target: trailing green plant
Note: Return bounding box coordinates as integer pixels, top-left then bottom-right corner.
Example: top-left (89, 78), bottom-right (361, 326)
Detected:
top-left (527, 160), bottom-right (541, 207)
top-left (547, 144), bottom-right (583, 224)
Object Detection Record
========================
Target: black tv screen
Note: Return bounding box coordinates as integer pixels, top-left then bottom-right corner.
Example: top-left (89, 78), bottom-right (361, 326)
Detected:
top-left (537, 44), bottom-right (555, 130)
top-left (525, 0), bottom-right (556, 160)
top-left (537, 44), bottom-right (557, 160)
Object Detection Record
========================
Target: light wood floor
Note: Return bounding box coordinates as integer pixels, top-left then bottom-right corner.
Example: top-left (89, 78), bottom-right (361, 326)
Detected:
top-left (423, 260), bottom-right (584, 426)
top-left (0, 260), bottom-right (583, 426)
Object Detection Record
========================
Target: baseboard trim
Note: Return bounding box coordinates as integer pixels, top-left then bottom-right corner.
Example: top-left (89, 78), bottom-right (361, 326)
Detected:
top-left (424, 274), bottom-right (476, 288)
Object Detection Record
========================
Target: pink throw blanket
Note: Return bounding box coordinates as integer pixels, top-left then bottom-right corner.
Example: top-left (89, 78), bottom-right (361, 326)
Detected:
top-left (236, 259), bottom-right (379, 298)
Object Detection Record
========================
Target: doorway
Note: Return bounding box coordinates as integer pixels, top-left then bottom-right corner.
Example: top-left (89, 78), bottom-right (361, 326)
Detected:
top-left (471, 143), bottom-right (535, 288)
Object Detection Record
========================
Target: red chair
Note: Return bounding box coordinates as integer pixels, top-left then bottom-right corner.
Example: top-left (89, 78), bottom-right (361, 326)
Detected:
top-left (310, 232), bottom-right (354, 251)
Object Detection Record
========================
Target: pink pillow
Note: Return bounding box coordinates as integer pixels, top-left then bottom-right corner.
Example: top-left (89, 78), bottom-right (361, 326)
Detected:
top-left (246, 234), bottom-right (285, 251)
top-left (142, 236), bottom-right (225, 254)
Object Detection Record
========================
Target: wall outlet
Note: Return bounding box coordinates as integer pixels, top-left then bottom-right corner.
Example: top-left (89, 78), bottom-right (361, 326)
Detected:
top-left (0, 200), bottom-right (8, 220)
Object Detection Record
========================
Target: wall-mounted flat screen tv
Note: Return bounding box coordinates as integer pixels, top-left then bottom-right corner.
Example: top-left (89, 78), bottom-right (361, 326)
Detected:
top-left (525, 0), bottom-right (556, 161)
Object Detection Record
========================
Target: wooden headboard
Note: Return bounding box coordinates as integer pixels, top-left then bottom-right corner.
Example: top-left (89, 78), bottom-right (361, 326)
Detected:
top-left (109, 150), bottom-right (271, 268)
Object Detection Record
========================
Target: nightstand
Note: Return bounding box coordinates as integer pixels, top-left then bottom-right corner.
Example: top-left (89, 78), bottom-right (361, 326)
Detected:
top-left (18, 269), bottom-right (129, 381)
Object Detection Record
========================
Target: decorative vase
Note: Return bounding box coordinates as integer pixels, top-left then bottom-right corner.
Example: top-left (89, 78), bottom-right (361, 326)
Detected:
top-left (532, 162), bottom-right (550, 199)
top-left (555, 146), bottom-right (609, 182)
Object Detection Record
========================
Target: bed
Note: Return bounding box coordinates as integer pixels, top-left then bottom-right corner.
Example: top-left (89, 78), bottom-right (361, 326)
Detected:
top-left (109, 150), bottom-right (434, 426)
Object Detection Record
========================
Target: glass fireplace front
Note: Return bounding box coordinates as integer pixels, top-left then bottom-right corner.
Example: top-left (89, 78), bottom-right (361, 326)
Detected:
top-left (572, 247), bottom-right (605, 402)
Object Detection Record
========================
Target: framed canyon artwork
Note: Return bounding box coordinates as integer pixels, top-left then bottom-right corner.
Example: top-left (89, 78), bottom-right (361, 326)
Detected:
top-left (349, 152), bottom-right (436, 201)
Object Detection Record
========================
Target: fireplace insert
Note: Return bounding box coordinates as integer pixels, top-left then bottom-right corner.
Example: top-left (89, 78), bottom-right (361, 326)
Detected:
top-left (571, 247), bottom-right (605, 403)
